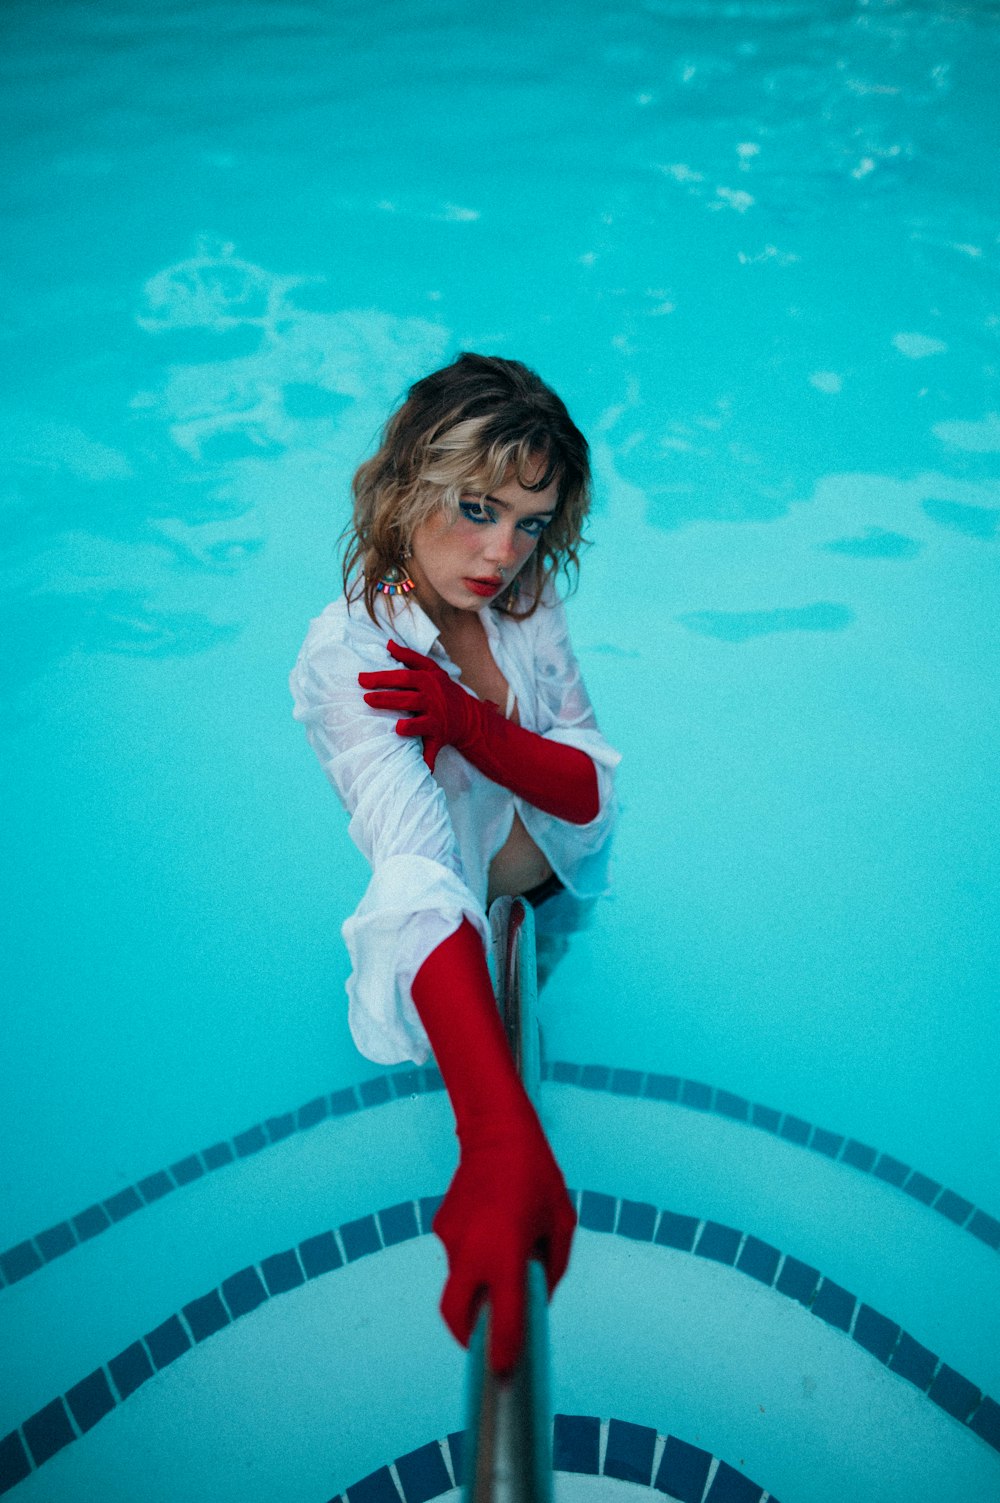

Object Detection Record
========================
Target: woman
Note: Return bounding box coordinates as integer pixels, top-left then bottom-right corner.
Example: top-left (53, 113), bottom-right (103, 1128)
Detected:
top-left (289, 353), bottom-right (621, 1376)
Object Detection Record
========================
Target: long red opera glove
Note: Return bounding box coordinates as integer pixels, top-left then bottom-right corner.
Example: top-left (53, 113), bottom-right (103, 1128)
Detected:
top-left (358, 639), bottom-right (599, 825)
top-left (409, 916), bottom-right (577, 1377)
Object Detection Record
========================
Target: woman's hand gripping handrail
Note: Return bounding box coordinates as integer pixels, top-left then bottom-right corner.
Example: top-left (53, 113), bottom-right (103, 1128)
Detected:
top-left (463, 896), bottom-right (554, 1503)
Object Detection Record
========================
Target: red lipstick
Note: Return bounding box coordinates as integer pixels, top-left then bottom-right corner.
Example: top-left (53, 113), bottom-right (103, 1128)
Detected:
top-left (464, 577), bottom-right (502, 597)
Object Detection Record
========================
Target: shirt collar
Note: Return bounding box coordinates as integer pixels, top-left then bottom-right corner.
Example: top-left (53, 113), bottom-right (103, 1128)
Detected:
top-left (370, 588), bottom-right (442, 656)
top-left (370, 585), bottom-right (504, 657)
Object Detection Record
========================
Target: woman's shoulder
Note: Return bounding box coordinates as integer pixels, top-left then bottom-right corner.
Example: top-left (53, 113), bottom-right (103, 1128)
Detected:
top-left (518, 570), bottom-right (570, 644)
top-left (293, 589), bottom-right (392, 679)
top-left (536, 571), bottom-right (566, 615)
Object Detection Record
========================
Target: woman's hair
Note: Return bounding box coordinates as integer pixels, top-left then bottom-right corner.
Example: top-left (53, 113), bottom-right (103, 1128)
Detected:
top-left (339, 352), bottom-right (592, 622)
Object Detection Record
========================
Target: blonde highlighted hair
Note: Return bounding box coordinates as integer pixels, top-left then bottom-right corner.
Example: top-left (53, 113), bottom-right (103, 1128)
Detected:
top-left (339, 352), bottom-right (592, 622)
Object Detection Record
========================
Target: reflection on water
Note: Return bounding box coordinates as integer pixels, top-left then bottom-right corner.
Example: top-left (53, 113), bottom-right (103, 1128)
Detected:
top-left (922, 497), bottom-right (1000, 539)
top-left (1, 234), bottom-right (450, 692)
top-left (677, 601), bottom-right (853, 641)
top-left (2, 1), bottom-right (997, 692)
top-left (0, 588), bottom-right (240, 698)
top-left (133, 239), bottom-right (448, 462)
top-left (821, 527), bottom-right (921, 559)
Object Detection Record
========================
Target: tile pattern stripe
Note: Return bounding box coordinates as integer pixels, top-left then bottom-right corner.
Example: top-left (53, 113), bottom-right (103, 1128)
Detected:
top-left (4, 1061), bottom-right (996, 1293)
top-left (329, 1419), bottom-right (777, 1503)
top-left (2, 1192), bottom-right (998, 1495)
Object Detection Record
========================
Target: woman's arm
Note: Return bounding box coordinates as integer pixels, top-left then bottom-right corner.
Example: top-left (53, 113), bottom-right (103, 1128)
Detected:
top-left (290, 614), bottom-right (489, 1065)
top-left (511, 586), bottom-right (623, 898)
top-left (410, 916), bottom-right (576, 1377)
top-left (292, 621), bottom-right (464, 872)
top-left (358, 638), bottom-right (600, 824)
top-left (291, 613), bottom-right (575, 1374)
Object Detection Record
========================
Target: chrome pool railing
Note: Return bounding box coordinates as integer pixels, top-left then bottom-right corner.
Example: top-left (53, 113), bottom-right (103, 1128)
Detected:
top-left (463, 895), bottom-right (554, 1503)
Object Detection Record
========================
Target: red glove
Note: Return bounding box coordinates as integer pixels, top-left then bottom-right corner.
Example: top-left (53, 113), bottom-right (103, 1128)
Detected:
top-left (358, 639), bottom-right (599, 825)
top-left (410, 916), bottom-right (577, 1377)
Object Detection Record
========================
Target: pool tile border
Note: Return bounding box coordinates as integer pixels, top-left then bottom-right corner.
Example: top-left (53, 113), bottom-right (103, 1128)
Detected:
top-left (1, 1190), bottom-right (998, 1496)
top-left (2, 1060), bottom-right (997, 1296)
top-left (0, 1067), bottom-right (447, 1290)
top-left (569, 1188), bottom-right (1000, 1455)
top-left (547, 1062), bottom-right (1000, 1254)
top-left (326, 1417), bottom-right (778, 1503)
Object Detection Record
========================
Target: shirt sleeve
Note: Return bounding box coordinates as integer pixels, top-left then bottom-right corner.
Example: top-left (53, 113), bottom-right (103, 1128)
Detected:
top-left (514, 578), bottom-right (623, 901)
top-left (289, 609), bottom-right (489, 1066)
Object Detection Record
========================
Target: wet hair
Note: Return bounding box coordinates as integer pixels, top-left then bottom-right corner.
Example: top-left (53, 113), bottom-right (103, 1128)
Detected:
top-left (339, 352), bottom-right (592, 623)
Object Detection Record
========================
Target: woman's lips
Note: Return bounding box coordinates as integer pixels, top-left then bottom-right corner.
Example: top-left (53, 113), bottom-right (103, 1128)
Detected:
top-left (463, 577), bottom-right (502, 597)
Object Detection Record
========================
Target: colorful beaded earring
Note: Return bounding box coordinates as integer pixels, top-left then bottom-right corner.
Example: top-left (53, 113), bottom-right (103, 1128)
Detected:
top-left (375, 549), bottom-right (416, 597)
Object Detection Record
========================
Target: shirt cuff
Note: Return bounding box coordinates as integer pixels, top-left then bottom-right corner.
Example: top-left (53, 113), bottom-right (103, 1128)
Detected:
top-left (341, 853), bottom-right (489, 1066)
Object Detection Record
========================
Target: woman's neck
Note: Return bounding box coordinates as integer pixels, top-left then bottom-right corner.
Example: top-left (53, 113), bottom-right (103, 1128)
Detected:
top-left (413, 586), bottom-right (479, 641)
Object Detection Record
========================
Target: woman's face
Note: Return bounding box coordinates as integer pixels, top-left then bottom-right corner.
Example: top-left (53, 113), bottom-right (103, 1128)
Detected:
top-left (406, 457), bottom-right (559, 624)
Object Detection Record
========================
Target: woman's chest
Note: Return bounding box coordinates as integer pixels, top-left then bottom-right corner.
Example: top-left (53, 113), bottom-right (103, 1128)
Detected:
top-left (438, 618), bottom-right (521, 724)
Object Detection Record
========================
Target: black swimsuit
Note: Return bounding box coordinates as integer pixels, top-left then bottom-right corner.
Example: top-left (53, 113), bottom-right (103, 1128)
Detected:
top-left (523, 873), bottom-right (565, 908)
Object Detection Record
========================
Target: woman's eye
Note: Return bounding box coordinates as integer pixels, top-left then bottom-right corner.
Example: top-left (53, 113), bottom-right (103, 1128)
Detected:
top-left (459, 499), bottom-right (546, 536)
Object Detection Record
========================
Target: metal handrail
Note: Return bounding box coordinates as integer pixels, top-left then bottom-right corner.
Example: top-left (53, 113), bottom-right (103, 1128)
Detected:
top-left (462, 896), bottom-right (554, 1503)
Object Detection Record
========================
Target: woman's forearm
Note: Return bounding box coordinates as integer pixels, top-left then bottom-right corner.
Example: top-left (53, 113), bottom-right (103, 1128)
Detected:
top-left (455, 710), bottom-right (600, 825)
top-left (409, 915), bottom-right (577, 1376)
top-left (410, 915), bottom-right (533, 1130)
top-left (358, 640), bottom-right (601, 824)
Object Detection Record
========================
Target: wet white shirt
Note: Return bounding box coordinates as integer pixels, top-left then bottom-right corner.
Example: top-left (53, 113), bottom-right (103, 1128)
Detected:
top-left (289, 573), bottom-right (622, 1066)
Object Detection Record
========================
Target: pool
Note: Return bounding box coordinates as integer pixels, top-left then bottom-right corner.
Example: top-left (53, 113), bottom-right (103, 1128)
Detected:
top-left (2, 1), bottom-right (998, 1498)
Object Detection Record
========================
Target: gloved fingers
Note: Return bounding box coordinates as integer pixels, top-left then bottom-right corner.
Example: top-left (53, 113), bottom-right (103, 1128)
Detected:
top-left (439, 1261), bottom-right (487, 1350)
top-left (387, 639), bottom-right (441, 672)
top-left (430, 1196), bottom-right (457, 1244)
top-left (392, 715), bottom-right (435, 738)
top-left (488, 1261), bottom-right (527, 1377)
top-left (540, 1200), bottom-right (577, 1295)
top-left (432, 1188), bottom-right (482, 1257)
top-left (361, 688), bottom-right (425, 711)
top-left (423, 738), bottom-right (442, 773)
top-left (357, 667), bottom-right (421, 691)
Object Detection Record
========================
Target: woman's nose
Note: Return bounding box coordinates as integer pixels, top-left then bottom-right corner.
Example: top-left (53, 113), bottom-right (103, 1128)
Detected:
top-left (484, 526), bottom-right (520, 566)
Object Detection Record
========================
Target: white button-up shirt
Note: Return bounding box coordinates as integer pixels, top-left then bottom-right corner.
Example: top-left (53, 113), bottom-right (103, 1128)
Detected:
top-left (289, 574), bottom-right (622, 1066)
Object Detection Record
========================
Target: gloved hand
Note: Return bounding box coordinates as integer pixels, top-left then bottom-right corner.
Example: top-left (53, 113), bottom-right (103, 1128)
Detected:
top-left (358, 638), bottom-right (486, 774)
top-left (434, 1100), bottom-right (576, 1376)
top-left (410, 916), bottom-right (577, 1377)
top-left (359, 639), bottom-right (599, 825)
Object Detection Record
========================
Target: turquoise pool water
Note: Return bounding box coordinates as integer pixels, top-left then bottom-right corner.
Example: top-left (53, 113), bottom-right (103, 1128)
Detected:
top-left (2, 2), bottom-right (999, 1498)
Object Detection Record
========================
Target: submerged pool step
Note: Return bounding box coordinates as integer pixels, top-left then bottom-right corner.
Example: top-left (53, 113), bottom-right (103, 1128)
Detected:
top-left (3, 1063), bottom-right (997, 1449)
top-left (2, 1222), bottom-right (997, 1503)
top-left (3, 1059), bottom-right (994, 1297)
top-left (545, 1061), bottom-right (1000, 1254)
top-left (2, 1186), bottom-right (999, 1498)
